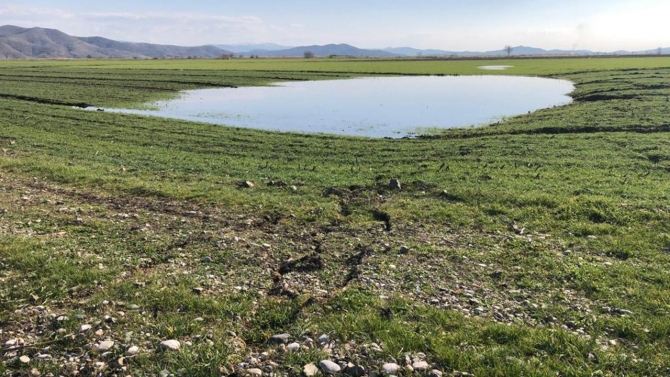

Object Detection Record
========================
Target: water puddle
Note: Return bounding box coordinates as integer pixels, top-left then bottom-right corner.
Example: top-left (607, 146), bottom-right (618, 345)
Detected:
top-left (478, 65), bottom-right (514, 70)
top-left (89, 76), bottom-right (573, 138)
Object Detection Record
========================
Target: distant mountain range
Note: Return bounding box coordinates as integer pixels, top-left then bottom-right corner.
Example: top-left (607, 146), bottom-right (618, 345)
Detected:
top-left (382, 46), bottom-right (599, 57)
top-left (0, 25), bottom-right (667, 59)
top-left (214, 43), bottom-right (293, 53)
top-left (246, 44), bottom-right (397, 57)
top-left (0, 25), bottom-right (232, 59)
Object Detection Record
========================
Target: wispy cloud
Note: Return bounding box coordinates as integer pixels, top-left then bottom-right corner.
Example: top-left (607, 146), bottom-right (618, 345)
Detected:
top-left (0, 4), bottom-right (269, 45)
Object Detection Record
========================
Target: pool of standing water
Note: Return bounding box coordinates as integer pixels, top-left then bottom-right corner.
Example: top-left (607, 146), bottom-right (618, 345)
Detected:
top-left (90, 76), bottom-right (574, 138)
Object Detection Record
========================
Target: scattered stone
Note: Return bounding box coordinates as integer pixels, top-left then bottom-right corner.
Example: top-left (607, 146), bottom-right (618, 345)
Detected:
top-left (318, 334), bottom-right (330, 344)
top-left (245, 368), bottom-right (262, 376)
top-left (344, 363), bottom-right (366, 377)
top-left (126, 346), bottom-right (139, 356)
top-left (160, 339), bottom-right (180, 351)
top-left (303, 363), bottom-right (319, 376)
top-left (79, 324), bottom-right (92, 333)
top-left (389, 178), bottom-right (402, 190)
top-left (270, 333), bottom-right (291, 344)
top-left (241, 181), bottom-right (255, 188)
top-left (319, 360), bottom-right (341, 374)
top-left (287, 342), bottom-right (300, 352)
top-left (97, 340), bottom-right (115, 351)
top-left (201, 256), bottom-right (212, 263)
top-left (4, 339), bottom-right (17, 348)
top-left (429, 370), bottom-right (443, 377)
top-left (399, 245), bottom-right (410, 254)
top-left (412, 360), bottom-right (429, 371)
top-left (192, 287), bottom-right (204, 295)
top-left (382, 363), bottom-right (401, 374)
top-left (20, 355), bottom-right (30, 364)
top-left (369, 343), bottom-right (383, 352)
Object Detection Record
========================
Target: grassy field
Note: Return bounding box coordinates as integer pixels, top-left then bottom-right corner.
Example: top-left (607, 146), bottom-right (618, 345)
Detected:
top-left (1, 57), bottom-right (670, 376)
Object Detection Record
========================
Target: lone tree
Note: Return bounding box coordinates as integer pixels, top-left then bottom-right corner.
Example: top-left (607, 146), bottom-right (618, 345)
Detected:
top-left (658, 47), bottom-right (663, 55)
top-left (505, 45), bottom-right (513, 56)
top-left (304, 51), bottom-right (315, 59)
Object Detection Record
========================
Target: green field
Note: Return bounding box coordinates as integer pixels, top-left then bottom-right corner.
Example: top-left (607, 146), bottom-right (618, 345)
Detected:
top-left (1, 57), bottom-right (670, 376)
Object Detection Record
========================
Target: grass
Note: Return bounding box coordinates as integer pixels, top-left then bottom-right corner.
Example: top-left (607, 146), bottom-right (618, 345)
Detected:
top-left (1, 57), bottom-right (670, 376)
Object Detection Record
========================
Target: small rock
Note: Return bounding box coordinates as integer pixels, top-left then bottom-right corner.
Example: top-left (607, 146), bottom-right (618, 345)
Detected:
top-left (160, 339), bottom-right (180, 351)
top-left (126, 346), bottom-right (139, 356)
top-left (270, 333), bottom-right (290, 344)
top-left (201, 256), bottom-right (212, 263)
top-left (287, 342), bottom-right (300, 352)
top-left (412, 361), bottom-right (429, 371)
top-left (389, 178), bottom-right (401, 190)
top-left (318, 334), bottom-right (330, 344)
top-left (192, 287), bottom-right (204, 295)
top-left (97, 340), bottom-right (115, 351)
top-left (245, 368), bottom-right (262, 376)
top-left (241, 181), bottom-right (255, 188)
top-left (304, 363), bottom-right (319, 376)
top-left (4, 339), bottom-right (17, 348)
top-left (382, 363), bottom-right (400, 374)
top-left (344, 363), bottom-right (366, 377)
top-left (319, 360), bottom-right (341, 374)
top-left (79, 324), bottom-right (92, 333)
top-left (20, 355), bottom-right (30, 364)
top-left (429, 370), bottom-right (443, 377)
top-left (399, 245), bottom-right (410, 254)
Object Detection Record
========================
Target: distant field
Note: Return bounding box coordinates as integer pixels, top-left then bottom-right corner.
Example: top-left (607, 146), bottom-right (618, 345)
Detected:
top-left (1, 57), bottom-right (670, 376)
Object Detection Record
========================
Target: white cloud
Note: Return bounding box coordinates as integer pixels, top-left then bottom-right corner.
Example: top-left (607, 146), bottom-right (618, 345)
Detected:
top-left (0, 4), bottom-right (269, 45)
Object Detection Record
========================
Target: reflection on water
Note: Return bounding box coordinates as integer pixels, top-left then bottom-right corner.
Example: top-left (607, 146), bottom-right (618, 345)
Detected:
top-left (91, 76), bottom-right (573, 138)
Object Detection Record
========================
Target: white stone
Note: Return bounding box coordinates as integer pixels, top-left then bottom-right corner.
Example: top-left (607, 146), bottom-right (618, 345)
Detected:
top-left (303, 363), bottom-right (319, 376)
top-left (382, 363), bottom-right (401, 374)
top-left (319, 359), bottom-right (341, 374)
top-left (79, 324), bottom-right (92, 333)
top-left (160, 339), bottom-right (180, 351)
top-left (412, 361), bottom-right (430, 371)
top-left (287, 342), bottom-right (300, 352)
top-left (97, 340), bottom-right (115, 351)
top-left (126, 346), bottom-right (139, 356)
top-left (19, 355), bottom-right (30, 364)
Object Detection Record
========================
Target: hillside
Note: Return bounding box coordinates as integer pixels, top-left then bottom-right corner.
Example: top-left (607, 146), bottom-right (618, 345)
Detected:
top-left (0, 25), bottom-right (231, 59)
top-left (247, 43), bottom-right (398, 57)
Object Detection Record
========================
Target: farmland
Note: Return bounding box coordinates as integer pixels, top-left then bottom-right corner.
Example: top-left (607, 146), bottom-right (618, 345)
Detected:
top-left (1, 57), bottom-right (670, 376)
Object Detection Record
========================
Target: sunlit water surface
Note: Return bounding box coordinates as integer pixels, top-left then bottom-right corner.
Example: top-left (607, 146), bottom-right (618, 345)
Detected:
top-left (92, 76), bottom-right (573, 138)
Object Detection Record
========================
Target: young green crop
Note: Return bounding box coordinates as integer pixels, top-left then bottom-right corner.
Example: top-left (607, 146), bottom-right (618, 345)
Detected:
top-left (1, 57), bottom-right (670, 376)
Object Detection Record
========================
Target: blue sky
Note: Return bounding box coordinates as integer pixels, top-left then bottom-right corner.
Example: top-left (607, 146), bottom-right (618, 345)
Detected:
top-left (1, 1), bottom-right (668, 51)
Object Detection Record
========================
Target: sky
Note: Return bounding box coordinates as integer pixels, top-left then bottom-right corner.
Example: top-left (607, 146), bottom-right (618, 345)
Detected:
top-left (0, 0), bottom-right (668, 51)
